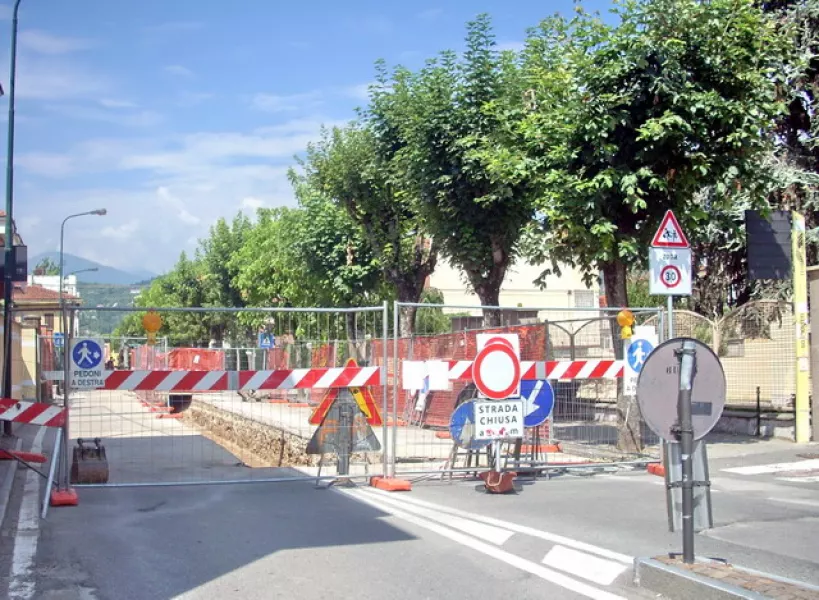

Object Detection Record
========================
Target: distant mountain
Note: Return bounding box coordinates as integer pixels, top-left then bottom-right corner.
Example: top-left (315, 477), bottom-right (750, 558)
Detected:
top-left (28, 252), bottom-right (157, 286)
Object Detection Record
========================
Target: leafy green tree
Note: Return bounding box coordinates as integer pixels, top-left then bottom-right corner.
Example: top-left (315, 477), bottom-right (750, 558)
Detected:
top-left (300, 123), bottom-right (437, 335)
top-left (513, 0), bottom-right (790, 451)
top-left (367, 15), bottom-right (536, 325)
top-left (33, 257), bottom-right (60, 276)
top-left (115, 252), bottom-right (213, 346)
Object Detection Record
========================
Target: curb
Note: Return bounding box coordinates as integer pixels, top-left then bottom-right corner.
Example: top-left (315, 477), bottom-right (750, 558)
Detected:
top-left (0, 438), bottom-right (22, 529)
top-left (633, 557), bottom-right (819, 599)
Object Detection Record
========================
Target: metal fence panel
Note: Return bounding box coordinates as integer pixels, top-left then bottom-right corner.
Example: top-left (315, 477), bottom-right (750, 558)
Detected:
top-left (46, 305), bottom-right (389, 487)
top-left (388, 302), bottom-right (663, 479)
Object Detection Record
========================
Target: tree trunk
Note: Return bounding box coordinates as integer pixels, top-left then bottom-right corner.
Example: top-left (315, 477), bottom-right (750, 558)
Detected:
top-left (345, 312), bottom-right (363, 363)
top-left (399, 304), bottom-right (418, 338)
top-left (475, 285), bottom-right (502, 328)
top-left (601, 258), bottom-right (643, 454)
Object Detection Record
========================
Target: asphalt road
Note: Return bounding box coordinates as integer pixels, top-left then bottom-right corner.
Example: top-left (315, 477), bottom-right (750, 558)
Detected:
top-left (1, 427), bottom-right (817, 600)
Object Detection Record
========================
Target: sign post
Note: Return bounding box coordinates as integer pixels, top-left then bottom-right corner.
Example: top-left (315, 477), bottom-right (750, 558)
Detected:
top-left (637, 337), bottom-right (726, 564)
top-left (649, 210), bottom-right (692, 340)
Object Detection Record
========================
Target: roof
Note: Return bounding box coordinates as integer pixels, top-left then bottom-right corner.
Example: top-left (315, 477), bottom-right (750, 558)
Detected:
top-left (13, 284), bottom-right (78, 303)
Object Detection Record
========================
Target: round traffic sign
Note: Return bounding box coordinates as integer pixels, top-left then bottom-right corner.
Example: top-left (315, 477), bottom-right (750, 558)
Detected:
top-left (660, 265), bottom-right (681, 289)
top-left (636, 337), bottom-right (726, 442)
top-left (473, 340), bottom-right (521, 400)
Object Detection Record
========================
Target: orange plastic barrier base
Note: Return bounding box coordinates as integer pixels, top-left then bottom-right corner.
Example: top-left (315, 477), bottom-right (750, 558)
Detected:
top-left (50, 488), bottom-right (79, 507)
top-left (647, 463), bottom-right (665, 477)
top-left (435, 431), bottom-right (452, 440)
top-left (0, 449), bottom-right (48, 463)
top-left (479, 471), bottom-right (517, 494)
top-left (370, 476), bottom-right (412, 492)
top-left (519, 443), bottom-right (562, 454)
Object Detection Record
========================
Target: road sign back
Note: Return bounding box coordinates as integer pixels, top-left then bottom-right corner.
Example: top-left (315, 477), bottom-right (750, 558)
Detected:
top-left (651, 210), bottom-right (689, 248)
top-left (637, 337), bottom-right (726, 442)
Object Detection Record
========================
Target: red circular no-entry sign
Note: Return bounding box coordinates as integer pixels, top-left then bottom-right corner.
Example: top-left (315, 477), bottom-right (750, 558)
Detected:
top-left (473, 338), bottom-right (521, 400)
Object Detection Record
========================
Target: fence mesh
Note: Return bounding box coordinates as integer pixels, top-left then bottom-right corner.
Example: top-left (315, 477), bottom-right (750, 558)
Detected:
top-left (53, 306), bottom-right (389, 486)
top-left (386, 303), bottom-right (664, 478)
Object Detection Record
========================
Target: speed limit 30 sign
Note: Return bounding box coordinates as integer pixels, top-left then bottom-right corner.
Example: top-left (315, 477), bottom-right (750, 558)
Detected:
top-left (649, 247), bottom-right (692, 295)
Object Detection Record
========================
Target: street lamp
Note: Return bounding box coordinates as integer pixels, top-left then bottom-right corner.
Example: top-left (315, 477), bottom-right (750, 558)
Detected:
top-left (59, 210), bottom-right (106, 338)
top-left (2, 0), bottom-right (24, 429)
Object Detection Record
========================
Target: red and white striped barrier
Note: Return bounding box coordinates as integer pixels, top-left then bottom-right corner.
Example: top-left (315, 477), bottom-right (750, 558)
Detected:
top-left (446, 359), bottom-right (623, 380)
top-left (0, 398), bottom-right (66, 427)
top-left (42, 366), bottom-right (382, 392)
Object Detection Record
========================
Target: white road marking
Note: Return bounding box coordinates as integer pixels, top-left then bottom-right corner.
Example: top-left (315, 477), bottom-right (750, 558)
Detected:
top-left (775, 476), bottom-right (819, 483)
top-left (360, 487), bottom-right (633, 564)
top-left (767, 496), bottom-right (819, 508)
top-left (543, 545), bottom-right (629, 586)
top-left (343, 488), bottom-right (627, 600)
top-left (722, 459), bottom-right (819, 475)
top-left (8, 427), bottom-right (46, 600)
top-left (351, 488), bottom-right (514, 545)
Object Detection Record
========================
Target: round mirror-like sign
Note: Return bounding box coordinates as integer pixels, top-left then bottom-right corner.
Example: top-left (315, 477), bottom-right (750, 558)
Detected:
top-left (636, 337), bottom-right (726, 442)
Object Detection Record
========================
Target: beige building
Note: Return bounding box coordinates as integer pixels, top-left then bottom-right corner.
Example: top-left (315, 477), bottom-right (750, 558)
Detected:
top-left (428, 258), bottom-right (600, 311)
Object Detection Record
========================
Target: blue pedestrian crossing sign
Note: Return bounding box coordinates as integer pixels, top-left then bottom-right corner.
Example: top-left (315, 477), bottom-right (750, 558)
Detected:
top-left (258, 332), bottom-right (275, 349)
top-left (627, 339), bottom-right (654, 373)
top-left (449, 401), bottom-right (490, 451)
top-left (72, 339), bottom-right (102, 369)
top-left (520, 379), bottom-right (555, 428)
top-left (53, 332), bottom-right (64, 348)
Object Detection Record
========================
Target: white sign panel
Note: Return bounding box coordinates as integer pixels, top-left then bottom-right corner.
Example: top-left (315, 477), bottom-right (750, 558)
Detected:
top-left (69, 338), bottom-right (106, 390)
top-left (624, 326), bottom-right (658, 397)
top-left (649, 247), bottom-right (692, 296)
top-left (474, 400), bottom-right (524, 440)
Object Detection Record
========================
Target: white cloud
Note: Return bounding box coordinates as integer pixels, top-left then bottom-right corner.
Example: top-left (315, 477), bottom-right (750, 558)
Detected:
top-left (250, 91), bottom-right (322, 113)
top-left (15, 116), bottom-right (344, 272)
top-left (13, 58), bottom-right (109, 100)
top-left (19, 30), bottom-right (96, 55)
top-left (42, 103), bottom-right (163, 128)
top-left (417, 8), bottom-right (443, 20)
top-left (343, 83), bottom-right (372, 101)
top-left (157, 186), bottom-right (200, 225)
top-left (241, 197), bottom-right (265, 210)
top-left (164, 64), bottom-right (195, 79)
top-left (101, 221), bottom-right (139, 240)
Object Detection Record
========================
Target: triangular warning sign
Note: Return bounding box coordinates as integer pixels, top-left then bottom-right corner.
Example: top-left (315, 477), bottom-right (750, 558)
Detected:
top-left (308, 358), bottom-right (383, 426)
top-left (651, 210), bottom-right (689, 248)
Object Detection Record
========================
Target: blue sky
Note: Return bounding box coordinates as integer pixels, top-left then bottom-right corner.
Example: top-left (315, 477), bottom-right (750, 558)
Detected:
top-left (0, 0), bottom-right (613, 275)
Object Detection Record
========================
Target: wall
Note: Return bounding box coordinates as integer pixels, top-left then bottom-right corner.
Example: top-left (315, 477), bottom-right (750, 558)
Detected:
top-left (0, 321), bottom-right (24, 400)
top-left (428, 259), bottom-right (598, 311)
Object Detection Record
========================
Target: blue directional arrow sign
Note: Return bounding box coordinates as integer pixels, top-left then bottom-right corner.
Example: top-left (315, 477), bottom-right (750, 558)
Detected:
top-left (627, 339), bottom-right (654, 373)
top-left (520, 379), bottom-right (555, 428)
top-left (449, 401), bottom-right (490, 451)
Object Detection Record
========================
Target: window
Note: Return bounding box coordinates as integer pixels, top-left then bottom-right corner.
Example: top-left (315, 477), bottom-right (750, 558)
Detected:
top-left (573, 290), bottom-right (596, 309)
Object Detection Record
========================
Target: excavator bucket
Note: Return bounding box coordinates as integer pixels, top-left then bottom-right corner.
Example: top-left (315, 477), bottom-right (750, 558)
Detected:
top-left (70, 438), bottom-right (110, 485)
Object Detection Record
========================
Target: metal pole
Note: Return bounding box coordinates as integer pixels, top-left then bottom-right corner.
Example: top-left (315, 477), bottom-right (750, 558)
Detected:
top-left (667, 296), bottom-right (674, 339)
top-left (676, 339), bottom-right (697, 564)
top-left (2, 0), bottom-right (22, 436)
top-left (381, 301), bottom-right (388, 478)
top-left (391, 302), bottom-right (399, 478)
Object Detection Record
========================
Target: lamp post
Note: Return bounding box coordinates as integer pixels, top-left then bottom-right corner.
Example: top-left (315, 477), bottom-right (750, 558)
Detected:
top-left (2, 0), bottom-right (24, 433)
top-left (59, 210), bottom-right (106, 340)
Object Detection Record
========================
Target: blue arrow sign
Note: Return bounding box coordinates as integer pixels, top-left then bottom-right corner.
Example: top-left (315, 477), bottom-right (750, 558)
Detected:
top-left (449, 401), bottom-right (490, 451)
top-left (520, 379), bottom-right (555, 428)
top-left (627, 339), bottom-right (654, 373)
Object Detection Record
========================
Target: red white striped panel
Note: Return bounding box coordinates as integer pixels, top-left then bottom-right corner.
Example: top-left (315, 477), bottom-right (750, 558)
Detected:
top-left (0, 399), bottom-right (66, 427)
top-left (447, 360), bottom-right (622, 380)
top-left (41, 366), bottom-right (382, 391)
